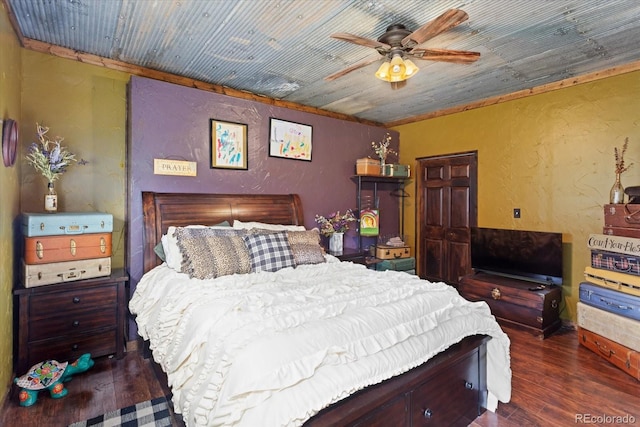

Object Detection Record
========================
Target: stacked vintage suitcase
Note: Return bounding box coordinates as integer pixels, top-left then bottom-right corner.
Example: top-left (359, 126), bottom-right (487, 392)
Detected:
top-left (375, 235), bottom-right (416, 274)
top-left (21, 212), bottom-right (113, 287)
top-left (578, 203), bottom-right (640, 380)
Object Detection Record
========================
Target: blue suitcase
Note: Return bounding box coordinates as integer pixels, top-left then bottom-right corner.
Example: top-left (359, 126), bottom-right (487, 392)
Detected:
top-left (579, 282), bottom-right (640, 321)
top-left (22, 212), bottom-right (113, 237)
top-left (375, 257), bottom-right (416, 273)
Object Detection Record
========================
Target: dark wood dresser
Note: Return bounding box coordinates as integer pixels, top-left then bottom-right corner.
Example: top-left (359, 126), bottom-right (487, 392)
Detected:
top-left (14, 269), bottom-right (127, 374)
top-left (458, 271), bottom-right (562, 339)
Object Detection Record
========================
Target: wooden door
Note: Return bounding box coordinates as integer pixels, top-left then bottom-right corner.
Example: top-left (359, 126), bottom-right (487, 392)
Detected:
top-left (417, 152), bottom-right (477, 285)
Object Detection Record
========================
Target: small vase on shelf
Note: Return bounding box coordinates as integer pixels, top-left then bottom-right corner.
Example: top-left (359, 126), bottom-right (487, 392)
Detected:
top-left (44, 181), bottom-right (58, 213)
top-left (329, 232), bottom-right (344, 255)
top-left (609, 173), bottom-right (625, 204)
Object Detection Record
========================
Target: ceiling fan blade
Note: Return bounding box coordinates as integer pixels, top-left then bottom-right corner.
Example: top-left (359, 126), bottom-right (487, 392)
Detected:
top-left (402, 9), bottom-right (469, 46)
top-left (325, 57), bottom-right (381, 81)
top-left (409, 48), bottom-right (480, 63)
top-left (331, 32), bottom-right (391, 51)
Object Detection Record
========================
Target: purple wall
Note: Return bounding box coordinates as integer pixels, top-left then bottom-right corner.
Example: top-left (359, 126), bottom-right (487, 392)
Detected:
top-left (127, 76), bottom-right (400, 335)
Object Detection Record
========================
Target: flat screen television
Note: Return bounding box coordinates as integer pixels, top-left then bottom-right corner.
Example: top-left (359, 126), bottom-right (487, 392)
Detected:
top-left (470, 227), bottom-right (563, 286)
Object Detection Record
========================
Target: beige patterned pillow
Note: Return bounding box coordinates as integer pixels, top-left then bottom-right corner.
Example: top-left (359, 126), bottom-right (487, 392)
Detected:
top-left (174, 228), bottom-right (251, 279)
top-left (286, 229), bottom-right (326, 265)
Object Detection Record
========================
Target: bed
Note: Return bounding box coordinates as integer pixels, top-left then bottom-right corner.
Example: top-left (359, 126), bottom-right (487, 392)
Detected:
top-left (131, 191), bottom-right (511, 426)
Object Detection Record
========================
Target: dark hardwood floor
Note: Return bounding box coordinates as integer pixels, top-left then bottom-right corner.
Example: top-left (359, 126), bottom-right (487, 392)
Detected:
top-left (1, 324), bottom-right (638, 426)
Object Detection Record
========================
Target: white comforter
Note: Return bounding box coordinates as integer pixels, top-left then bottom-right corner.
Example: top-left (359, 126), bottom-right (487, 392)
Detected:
top-left (130, 256), bottom-right (511, 426)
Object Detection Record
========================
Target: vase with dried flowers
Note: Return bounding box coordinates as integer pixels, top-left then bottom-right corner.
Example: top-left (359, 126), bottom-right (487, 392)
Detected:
top-left (315, 210), bottom-right (356, 255)
top-left (610, 137), bottom-right (632, 204)
top-left (371, 133), bottom-right (397, 168)
top-left (25, 123), bottom-right (76, 212)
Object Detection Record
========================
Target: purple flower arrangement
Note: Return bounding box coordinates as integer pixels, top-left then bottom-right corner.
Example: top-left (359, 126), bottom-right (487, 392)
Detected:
top-left (315, 209), bottom-right (356, 237)
top-left (25, 123), bottom-right (76, 182)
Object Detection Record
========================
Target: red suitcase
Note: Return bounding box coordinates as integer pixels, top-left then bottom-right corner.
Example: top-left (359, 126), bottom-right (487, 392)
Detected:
top-left (603, 226), bottom-right (640, 238)
top-left (24, 232), bottom-right (112, 264)
top-left (604, 204), bottom-right (640, 228)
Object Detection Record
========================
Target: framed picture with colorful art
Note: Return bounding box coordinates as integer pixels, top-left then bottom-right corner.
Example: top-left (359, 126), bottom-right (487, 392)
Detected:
top-left (268, 118), bottom-right (312, 161)
top-left (210, 119), bottom-right (248, 170)
top-left (359, 209), bottom-right (379, 236)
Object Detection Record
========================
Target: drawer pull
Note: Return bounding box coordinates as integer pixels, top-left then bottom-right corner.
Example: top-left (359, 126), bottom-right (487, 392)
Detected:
top-left (491, 288), bottom-right (501, 300)
top-left (465, 381), bottom-right (473, 390)
top-left (423, 408), bottom-right (433, 419)
top-left (73, 297), bottom-right (81, 304)
top-left (72, 344), bottom-right (79, 350)
top-left (72, 320), bottom-right (80, 327)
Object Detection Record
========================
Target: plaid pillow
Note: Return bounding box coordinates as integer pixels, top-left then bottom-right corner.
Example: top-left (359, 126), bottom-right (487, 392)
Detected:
top-left (243, 231), bottom-right (296, 272)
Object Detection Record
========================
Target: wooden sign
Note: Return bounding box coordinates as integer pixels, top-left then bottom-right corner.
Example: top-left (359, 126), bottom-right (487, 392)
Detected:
top-left (153, 159), bottom-right (197, 176)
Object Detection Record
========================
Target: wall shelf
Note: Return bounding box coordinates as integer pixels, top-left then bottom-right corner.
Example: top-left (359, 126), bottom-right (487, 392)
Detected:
top-left (352, 175), bottom-right (410, 252)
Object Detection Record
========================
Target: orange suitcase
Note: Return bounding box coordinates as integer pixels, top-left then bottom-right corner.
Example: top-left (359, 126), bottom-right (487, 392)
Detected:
top-left (24, 232), bottom-right (112, 264)
top-left (578, 327), bottom-right (640, 381)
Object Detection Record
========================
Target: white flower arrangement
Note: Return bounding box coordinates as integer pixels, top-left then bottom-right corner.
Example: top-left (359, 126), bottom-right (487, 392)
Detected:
top-left (371, 133), bottom-right (397, 164)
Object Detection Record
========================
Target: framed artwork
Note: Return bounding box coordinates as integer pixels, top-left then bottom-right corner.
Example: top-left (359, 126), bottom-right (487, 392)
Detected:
top-left (210, 119), bottom-right (248, 170)
top-left (359, 209), bottom-right (379, 236)
top-left (268, 118), bottom-right (312, 161)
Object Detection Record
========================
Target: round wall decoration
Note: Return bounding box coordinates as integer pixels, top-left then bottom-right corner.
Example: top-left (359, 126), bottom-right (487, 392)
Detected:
top-left (2, 118), bottom-right (18, 167)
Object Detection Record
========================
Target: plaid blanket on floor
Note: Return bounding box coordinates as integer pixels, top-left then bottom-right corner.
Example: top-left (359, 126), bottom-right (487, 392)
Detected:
top-left (68, 397), bottom-right (171, 427)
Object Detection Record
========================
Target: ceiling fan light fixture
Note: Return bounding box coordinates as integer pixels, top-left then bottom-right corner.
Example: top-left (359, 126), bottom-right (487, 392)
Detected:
top-left (375, 61), bottom-right (391, 80)
top-left (375, 53), bottom-right (419, 83)
top-left (403, 59), bottom-right (419, 79)
top-left (389, 54), bottom-right (405, 79)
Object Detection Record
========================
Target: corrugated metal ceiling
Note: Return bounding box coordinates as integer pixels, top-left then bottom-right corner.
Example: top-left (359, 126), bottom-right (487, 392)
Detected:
top-left (6, 0), bottom-right (640, 125)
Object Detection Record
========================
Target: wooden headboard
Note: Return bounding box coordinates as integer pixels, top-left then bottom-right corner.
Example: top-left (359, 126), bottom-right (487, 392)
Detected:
top-left (141, 192), bottom-right (304, 273)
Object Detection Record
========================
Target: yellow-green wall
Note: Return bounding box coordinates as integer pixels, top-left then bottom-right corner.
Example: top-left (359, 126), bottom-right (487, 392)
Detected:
top-left (0, 0), bottom-right (22, 402)
top-left (395, 71), bottom-right (640, 322)
top-left (0, 4), bottom-right (128, 400)
top-left (20, 50), bottom-right (129, 267)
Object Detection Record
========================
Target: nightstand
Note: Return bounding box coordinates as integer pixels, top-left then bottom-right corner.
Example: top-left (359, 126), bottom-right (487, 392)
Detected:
top-left (13, 269), bottom-right (128, 373)
top-left (336, 248), bottom-right (381, 268)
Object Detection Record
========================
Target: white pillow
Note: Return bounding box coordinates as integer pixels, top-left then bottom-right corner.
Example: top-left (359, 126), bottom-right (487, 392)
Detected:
top-left (163, 225), bottom-right (230, 271)
top-left (232, 220), bottom-right (306, 231)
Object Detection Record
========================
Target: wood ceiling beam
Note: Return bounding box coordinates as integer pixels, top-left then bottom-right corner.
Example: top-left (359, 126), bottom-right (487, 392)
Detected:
top-left (20, 37), bottom-right (384, 128)
top-left (385, 59), bottom-right (640, 127)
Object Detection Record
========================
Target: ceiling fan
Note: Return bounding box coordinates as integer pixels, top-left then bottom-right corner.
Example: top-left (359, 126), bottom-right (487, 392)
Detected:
top-left (325, 9), bottom-right (480, 87)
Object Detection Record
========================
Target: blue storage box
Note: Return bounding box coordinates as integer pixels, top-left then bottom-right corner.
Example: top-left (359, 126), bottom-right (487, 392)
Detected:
top-left (22, 212), bottom-right (113, 237)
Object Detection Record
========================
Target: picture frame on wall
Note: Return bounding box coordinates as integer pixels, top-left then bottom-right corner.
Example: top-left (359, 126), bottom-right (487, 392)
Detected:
top-left (268, 118), bottom-right (312, 161)
top-left (210, 119), bottom-right (248, 170)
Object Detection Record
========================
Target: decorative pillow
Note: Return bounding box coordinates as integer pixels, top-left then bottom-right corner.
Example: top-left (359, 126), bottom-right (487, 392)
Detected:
top-left (173, 227), bottom-right (250, 279)
top-left (232, 220), bottom-right (306, 231)
top-left (242, 231), bottom-right (296, 273)
top-left (154, 241), bottom-right (166, 262)
top-left (286, 229), bottom-right (326, 265)
top-left (162, 221), bottom-right (231, 270)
